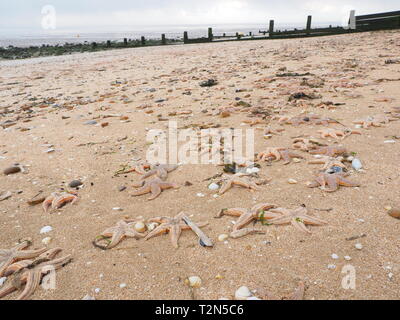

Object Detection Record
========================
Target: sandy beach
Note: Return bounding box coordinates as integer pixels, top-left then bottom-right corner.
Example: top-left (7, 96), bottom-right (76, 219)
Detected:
top-left (0, 30), bottom-right (399, 300)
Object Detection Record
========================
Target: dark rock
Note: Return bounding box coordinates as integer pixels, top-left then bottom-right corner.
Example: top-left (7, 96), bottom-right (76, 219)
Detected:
top-left (69, 180), bottom-right (83, 188)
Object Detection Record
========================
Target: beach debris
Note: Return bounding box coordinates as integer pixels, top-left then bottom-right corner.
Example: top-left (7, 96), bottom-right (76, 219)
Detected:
top-left (264, 206), bottom-right (327, 234)
top-left (317, 128), bottom-right (361, 140)
top-left (0, 191), bottom-right (12, 202)
top-left (182, 214), bottom-right (213, 247)
top-left (235, 286), bottom-right (253, 300)
top-left (68, 180), bottom-right (83, 188)
top-left (40, 226), bottom-right (53, 234)
top-left (0, 248), bottom-right (72, 300)
top-left (93, 220), bottom-right (146, 250)
top-left (132, 177), bottom-right (180, 200)
top-left (388, 208), bottom-right (400, 219)
top-left (186, 276), bottom-right (202, 288)
top-left (307, 172), bottom-right (360, 192)
top-left (144, 212), bottom-right (208, 248)
top-left (208, 183), bottom-right (220, 191)
top-left (217, 203), bottom-right (277, 238)
top-left (42, 191), bottom-right (79, 213)
top-left (219, 173), bottom-right (260, 195)
top-left (3, 164), bottom-right (25, 175)
top-left (257, 148), bottom-right (304, 165)
top-left (0, 240), bottom-right (47, 277)
top-left (27, 191), bottom-right (46, 206)
top-left (353, 114), bottom-right (397, 128)
top-left (200, 79), bottom-right (218, 87)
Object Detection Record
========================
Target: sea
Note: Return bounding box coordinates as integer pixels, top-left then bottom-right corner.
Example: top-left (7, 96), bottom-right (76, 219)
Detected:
top-left (0, 22), bottom-right (342, 48)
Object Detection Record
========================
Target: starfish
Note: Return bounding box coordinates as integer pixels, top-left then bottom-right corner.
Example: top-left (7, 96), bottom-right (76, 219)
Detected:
top-left (132, 177), bottom-right (180, 200)
top-left (144, 212), bottom-right (208, 248)
top-left (0, 240), bottom-right (47, 277)
top-left (353, 114), bottom-right (397, 128)
top-left (265, 206), bottom-right (328, 234)
top-left (308, 156), bottom-right (346, 170)
top-left (140, 164), bottom-right (178, 180)
top-left (264, 126), bottom-right (285, 136)
top-left (0, 248), bottom-right (72, 300)
top-left (242, 119), bottom-right (266, 126)
top-left (261, 281), bottom-right (305, 300)
top-left (307, 172), bottom-right (360, 192)
top-left (309, 145), bottom-right (347, 157)
top-left (122, 161), bottom-right (150, 175)
top-left (217, 203), bottom-right (277, 238)
top-left (276, 114), bottom-right (337, 126)
top-left (93, 220), bottom-right (146, 250)
top-left (219, 173), bottom-right (260, 195)
top-left (257, 148), bottom-right (304, 164)
top-left (293, 138), bottom-right (326, 152)
top-left (42, 191), bottom-right (78, 213)
top-left (317, 128), bottom-right (361, 140)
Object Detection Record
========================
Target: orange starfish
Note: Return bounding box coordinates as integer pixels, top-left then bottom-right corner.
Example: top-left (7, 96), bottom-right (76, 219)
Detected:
top-left (219, 173), bottom-right (260, 195)
top-left (257, 147), bottom-right (304, 164)
top-left (42, 192), bottom-right (78, 213)
top-left (309, 145), bottom-right (347, 157)
top-left (307, 172), bottom-right (360, 192)
top-left (132, 177), bottom-right (180, 200)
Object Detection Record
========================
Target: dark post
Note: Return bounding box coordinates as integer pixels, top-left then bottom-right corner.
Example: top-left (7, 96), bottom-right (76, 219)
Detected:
top-left (183, 31), bottom-right (188, 44)
top-left (236, 32), bottom-right (239, 39)
top-left (107, 40), bottom-right (111, 47)
top-left (123, 38), bottom-right (128, 46)
top-left (208, 27), bottom-right (213, 41)
top-left (92, 42), bottom-right (97, 49)
top-left (306, 15), bottom-right (312, 35)
top-left (141, 36), bottom-right (146, 45)
top-left (223, 33), bottom-right (226, 37)
top-left (269, 20), bottom-right (274, 38)
top-left (161, 34), bottom-right (166, 45)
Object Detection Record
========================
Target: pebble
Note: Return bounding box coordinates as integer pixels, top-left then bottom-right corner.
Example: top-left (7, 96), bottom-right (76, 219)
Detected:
top-left (288, 178), bottom-right (298, 184)
top-left (0, 277), bottom-right (6, 287)
top-left (42, 237), bottom-right (52, 245)
top-left (388, 208), bottom-right (400, 219)
top-left (40, 226), bottom-right (53, 234)
top-left (218, 234), bottom-right (229, 242)
top-left (196, 193), bottom-right (205, 197)
top-left (119, 283), bottom-right (127, 289)
top-left (112, 207), bottom-right (123, 211)
top-left (69, 180), bottom-right (83, 188)
top-left (187, 276), bottom-right (202, 288)
top-left (94, 288), bottom-right (101, 294)
top-left (344, 256), bottom-right (352, 261)
top-left (118, 186), bottom-right (127, 192)
top-left (0, 191), bottom-right (12, 201)
top-left (3, 166), bottom-right (21, 175)
top-left (331, 254), bottom-right (339, 260)
top-left (355, 243), bottom-right (363, 250)
top-left (384, 140), bottom-right (396, 144)
top-left (84, 120), bottom-right (97, 125)
top-left (208, 183), bottom-right (220, 191)
top-left (235, 286), bottom-right (252, 300)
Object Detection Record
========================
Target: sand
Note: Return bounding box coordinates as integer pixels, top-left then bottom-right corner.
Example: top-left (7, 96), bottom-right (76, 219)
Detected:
top-left (0, 30), bottom-right (399, 300)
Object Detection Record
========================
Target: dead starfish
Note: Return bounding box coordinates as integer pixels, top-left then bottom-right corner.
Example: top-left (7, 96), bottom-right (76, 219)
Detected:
top-left (93, 220), bottom-right (146, 250)
top-left (317, 128), bottom-right (361, 140)
top-left (0, 248), bottom-right (72, 300)
top-left (353, 114), bottom-right (397, 128)
top-left (309, 145), bottom-right (347, 157)
top-left (264, 126), bottom-right (285, 136)
top-left (0, 241), bottom-right (47, 277)
top-left (262, 281), bottom-right (305, 300)
top-left (276, 114), bottom-right (337, 126)
top-left (140, 164), bottom-right (178, 180)
top-left (308, 156), bottom-right (346, 170)
top-left (42, 192), bottom-right (78, 213)
top-left (307, 172), bottom-right (360, 192)
top-left (219, 173), bottom-right (260, 195)
top-left (144, 212), bottom-right (208, 248)
top-left (217, 203), bottom-right (277, 238)
top-left (265, 206), bottom-right (328, 234)
top-left (257, 147), bottom-right (304, 164)
top-left (132, 177), bottom-right (180, 200)
top-left (123, 161), bottom-right (151, 175)
top-left (293, 138), bottom-right (326, 152)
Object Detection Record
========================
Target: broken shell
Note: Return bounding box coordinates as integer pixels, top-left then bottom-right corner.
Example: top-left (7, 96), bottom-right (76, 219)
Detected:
top-left (235, 286), bottom-right (252, 300)
top-left (218, 234), bottom-right (229, 242)
top-left (42, 237), bottom-right (52, 245)
top-left (40, 226), bottom-right (53, 234)
top-left (134, 221), bottom-right (147, 233)
top-left (388, 208), bottom-right (400, 219)
top-left (147, 222), bottom-right (158, 231)
top-left (0, 191), bottom-right (12, 201)
top-left (187, 276), bottom-right (202, 288)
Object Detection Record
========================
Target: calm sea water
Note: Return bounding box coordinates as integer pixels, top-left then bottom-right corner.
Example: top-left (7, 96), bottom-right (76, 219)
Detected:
top-left (0, 23), bottom-right (341, 48)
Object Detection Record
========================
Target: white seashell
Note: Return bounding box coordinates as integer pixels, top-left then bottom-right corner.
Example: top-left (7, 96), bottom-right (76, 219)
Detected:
top-left (344, 256), bottom-right (352, 261)
top-left (40, 226), bottom-right (53, 234)
top-left (355, 243), bottom-right (363, 250)
top-left (235, 286), bottom-right (252, 300)
top-left (384, 140), bottom-right (396, 144)
top-left (134, 221), bottom-right (147, 233)
top-left (218, 234), bottom-right (229, 242)
top-left (42, 237), bottom-right (52, 245)
top-left (327, 264), bottom-right (336, 270)
top-left (351, 158), bottom-right (362, 171)
top-left (208, 183), bottom-right (220, 191)
top-left (331, 254), bottom-right (339, 259)
top-left (147, 222), bottom-right (158, 231)
top-left (288, 179), bottom-right (298, 184)
top-left (119, 283), bottom-right (127, 288)
top-left (197, 193), bottom-right (205, 198)
top-left (188, 276), bottom-right (202, 288)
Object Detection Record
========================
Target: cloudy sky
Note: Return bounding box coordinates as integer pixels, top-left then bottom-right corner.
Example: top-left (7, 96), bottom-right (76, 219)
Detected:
top-left (0, 0), bottom-right (399, 33)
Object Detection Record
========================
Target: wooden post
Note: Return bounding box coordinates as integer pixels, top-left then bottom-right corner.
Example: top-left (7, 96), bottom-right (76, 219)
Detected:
top-left (161, 34), bottom-right (166, 45)
top-left (183, 31), bottom-right (188, 44)
top-left (141, 36), bottom-right (146, 45)
top-left (269, 20), bottom-right (274, 38)
top-left (123, 38), bottom-right (128, 46)
top-left (92, 42), bottom-right (97, 49)
top-left (107, 40), bottom-right (111, 47)
top-left (306, 15), bottom-right (312, 35)
top-left (249, 31), bottom-right (252, 37)
top-left (223, 33), bottom-right (226, 37)
top-left (208, 27), bottom-right (213, 41)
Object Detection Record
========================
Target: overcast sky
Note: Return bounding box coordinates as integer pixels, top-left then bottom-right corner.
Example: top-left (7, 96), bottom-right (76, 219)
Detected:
top-left (0, 0), bottom-right (399, 33)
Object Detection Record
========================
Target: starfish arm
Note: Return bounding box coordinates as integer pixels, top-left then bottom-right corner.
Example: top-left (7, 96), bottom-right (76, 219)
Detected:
top-left (16, 247), bottom-right (48, 260)
top-left (148, 183), bottom-right (162, 200)
top-left (132, 180), bottom-right (146, 188)
top-left (101, 226), bottom-right (118, 238)
top-left (230, 228), bottom-right (265, 239)
top-left (159, 182), bottom-right (180, 190)
top-left (300, 214), bottom-right (328, 226)
top-left (324, 176), bottom-right (339, 192)
top-left (0, 283), bottom-right (18, 299)
top-left (0, 256), bottom-right (13, 277)
top-left (132, 185), bottom-right (151, 196)
top-left (141, 170), bottom-right (156, 180)
top-left (17, 269), bottom-right (42, 300)
top-left (125, 229), bottom-right (146, 239)
top-left (44, 255), bottom-right (72, 270)
top-left (222, 208), bottom-right (247, 217)
top-left (107, 229), bottom-right (125, 249)
top-left (157, 168), bottom-right (168, 180)
top-left (268, 215), bottom-right (292, 225)
top-left (234, 212), bottom-right (257, 230)
top-left (291, 218), bottom-right (312, 234)
top-left (338, 177), bottom-right (360, 187)
top-left (219, 180), bottom-right (232, 194)
top-left (144, 224), bottom-right (169, 241)
top-left (170, 224), bottom-right (182, 248)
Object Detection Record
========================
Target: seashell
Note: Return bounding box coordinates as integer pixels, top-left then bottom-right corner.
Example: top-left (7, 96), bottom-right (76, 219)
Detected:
top-left (355, 243), bottom-right (363, 250)
top-left (42, 237), bottom-right (52, 245)
top-left (218, 234), bottom-right (229, 242)
top-left (208, 183), bottom-right (220, 191)
top-left (235, 286), bottom-right (252, 300)
top-left (388, 208), bottom-right (400, 219)
top-left (69, 180), bottom-right (83, 188)
top-left (40, 226), bottom-right (53, 234)
top-left (288, 179), bottom-right (298, 184)
top-left (134, 221), bottom-right (147, 233)
top-left (351, 158), bottom-right (362, 171)
top-left (147, 222), bottom-right (158, 231)
top-left (187, 276), bottom-right (202, 288)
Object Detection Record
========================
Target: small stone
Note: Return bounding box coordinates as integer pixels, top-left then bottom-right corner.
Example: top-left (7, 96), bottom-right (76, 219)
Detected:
top-left (215, 274), bottom-right (224, 280)
top-left (118, 186), bottom-right (127, 192)
top-left (388, 208), bottom-right (400, 219)
top-left (288, 179), bottom-right (298, 184)
top-left (94, 288), bottom-right (101, 294)
top-left (3, 166), bottom-right (21, 175)
top-left (101, 122), bottom-right (109, 128)
top-left (119, 283), bottom-right (127, 289)
top-left (40, 226), bottom-right (53, 234)
top-left (351, 158), bottom-right (362, 171)
top-left (196, 193), bottom-right (205, 198)
top-left (84, 120), bottom-right (97, 125)
top-left (331, 254), bottom-right (339, 260)
top-left (235, 286), bottom-right (252, 300)
top-left (292, 158), bottom-right (301, 163)
top-left (344, 256), bottom-right (352, 261)
top-left (218, 234), bottom-right (229, 242)
top-left (134, 221), bottom-right (147, 233)
top-left (355, 243), bottom-right (363, 250)
top-left (42, 237), bottom-right (52, 245)
top-left (384, 206), bottom-right (392, 211)
top-left (220, 111), bottom-right (231, 118)
top-left (147, 222), bottom-right (158, 231)
top-left (208, 183), bottom-right (220, 191)
top-left (69, 180), bottom-right (83, 188)
top-left (187, 276), bottom-right (202, 288)
top-left (0, 191), bottom-right (12, 201)
top-left (112, 207), bottom-right (123, 211)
